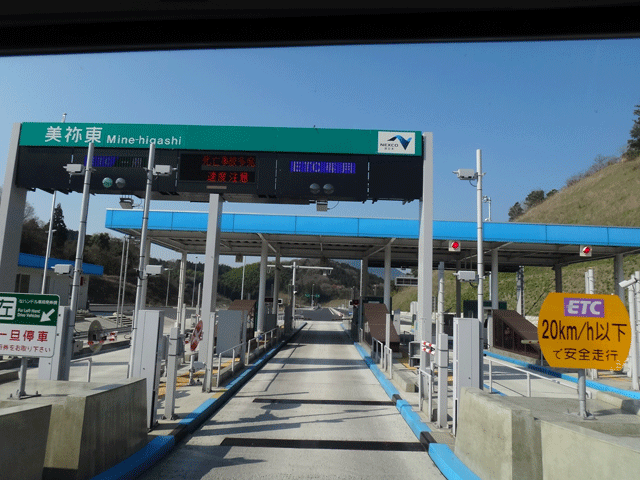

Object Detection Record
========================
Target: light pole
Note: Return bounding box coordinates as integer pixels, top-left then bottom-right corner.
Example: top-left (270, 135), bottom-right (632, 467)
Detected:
top-left (620, 274), bottom-right (640, 390)
top-left (128, 145), bottom-right (174, 378)
top-left (191, 259), bottom-right (198, 307)
top-left (165, 266), bottom-right (173, 307)
top-left (453, 149), bottom-right (485, 360)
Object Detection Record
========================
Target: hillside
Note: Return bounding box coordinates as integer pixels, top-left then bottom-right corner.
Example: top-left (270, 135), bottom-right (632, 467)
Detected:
top-left (392, 154), bottom-right (640, 315)
top-left (516, 155), bottom-right (640, 226)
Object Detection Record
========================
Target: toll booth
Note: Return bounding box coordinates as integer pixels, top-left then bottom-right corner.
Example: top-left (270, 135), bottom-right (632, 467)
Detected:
top-left (228, 299), bottom-right (256, 340)
top-left (362, 302), bottom-right (400, 352)
top-left (491, 309), bottom-right (541, 362)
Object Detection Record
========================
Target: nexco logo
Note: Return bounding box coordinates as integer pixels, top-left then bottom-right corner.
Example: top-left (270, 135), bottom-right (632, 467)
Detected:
top-left (563, 298), bottom-right (604, 318)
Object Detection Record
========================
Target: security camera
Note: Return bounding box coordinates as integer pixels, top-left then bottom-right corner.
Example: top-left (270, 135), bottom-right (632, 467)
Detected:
top-left (64, 164), bottom-right (85, 175)
top-left (619, 277), bottom-right (638, 289)
top-left (145, 265), bottom-right (164, 276)
top-left (152, 165), bottom-right (174, 176)
top-left (53, 263), bottom-right (73, 275)
top-left (453, 169), bottom-right (477, 181)
top-left (453, 270), bottom-right (478, 282)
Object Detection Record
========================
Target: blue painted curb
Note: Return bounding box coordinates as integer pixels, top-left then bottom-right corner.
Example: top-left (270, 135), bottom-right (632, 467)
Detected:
top-left (349, 333), bottom-right (480, 480)
top-left (92, 436), bottom-right (175, 480)
top-left (92, 323), bottom-right (307, 480)
top-left (485, 350), bottom-right (640, 400)
top-left (429, 444), bottom-right (481, 480)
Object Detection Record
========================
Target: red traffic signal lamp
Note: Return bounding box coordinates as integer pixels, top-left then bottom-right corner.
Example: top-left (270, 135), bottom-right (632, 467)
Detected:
top-left (580, 245), bottom-right (592, 257)
top-left (448, 240), bottom-right (461, 252)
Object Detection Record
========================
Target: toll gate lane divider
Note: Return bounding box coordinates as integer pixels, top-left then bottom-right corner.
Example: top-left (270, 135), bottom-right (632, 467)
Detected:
top-left (350, 339), bottom-right (480, 480)
top-left (484, 350), bottom-right (640, 400)
top-left (92, 322), bottom-right (308, 480)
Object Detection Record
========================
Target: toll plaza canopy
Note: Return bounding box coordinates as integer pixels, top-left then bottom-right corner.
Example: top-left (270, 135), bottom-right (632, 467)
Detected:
top-left (104, 209), bottom-right (640, 271)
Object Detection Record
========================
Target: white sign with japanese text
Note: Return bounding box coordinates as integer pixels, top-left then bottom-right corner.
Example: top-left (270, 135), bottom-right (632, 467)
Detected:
top-left (0, 293), bottom-right (59, 358)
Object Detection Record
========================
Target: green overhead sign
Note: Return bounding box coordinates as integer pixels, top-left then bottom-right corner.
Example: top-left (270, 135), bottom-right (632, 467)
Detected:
top-left (18, 123), bottom-right (422, 156)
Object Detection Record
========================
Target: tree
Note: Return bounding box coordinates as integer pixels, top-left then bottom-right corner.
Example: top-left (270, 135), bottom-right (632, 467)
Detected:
top-left (50, 204), bottom-right (68, 254)
top-left (508, 202), bottom-right (524, 221)
top-left (626, 104), bottom-right (640, 158)
top-left (524, 190), bottom-right (545, 210)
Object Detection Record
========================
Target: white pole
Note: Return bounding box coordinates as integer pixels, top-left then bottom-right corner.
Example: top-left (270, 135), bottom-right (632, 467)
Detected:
top-left (64, 141), bottom-right (94, 380)
top-left (634, 271), bottom-right (640, 390)
top-left (41, 112), bottom-right (66, 294)
top-left (128, 143), bottom-right (155, 378)
top-left (384, 243), bottom-right (391, 312)
top-left (177, 251), bottom-right (187, 333)
top-left (191, 261), bottom-right (198, 307)
top-left (418, 133), bottom-right (434, 406)
top-left (41, 192), bottom-right (56, 294)
top-left (292, 261), bottom-right (297, 327)
top-left (115, 235), bottom-right (126, 327)
top-left (476, 149), bottom-right (485, 362)
top-left (629, 279), bottom-right (639, 390)
top-left (586, 268), bottom-right (597, 379)
top-left (240, 255), bottom-right (246, 300)
top-left (165, 267), bottom-right (171, 307)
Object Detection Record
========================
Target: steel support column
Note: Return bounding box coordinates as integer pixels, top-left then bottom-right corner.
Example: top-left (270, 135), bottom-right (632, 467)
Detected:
top-left (201, 194), bottom-right (223, 392)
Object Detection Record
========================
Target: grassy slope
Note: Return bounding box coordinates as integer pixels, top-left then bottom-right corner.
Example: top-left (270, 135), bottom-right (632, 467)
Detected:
top-left (392, 156), bottom-right (640, 315)
top-left (517, 156), bottom-right (640, 226)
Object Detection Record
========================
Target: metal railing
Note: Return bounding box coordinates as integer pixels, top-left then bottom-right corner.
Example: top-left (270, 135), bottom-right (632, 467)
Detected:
top-left (486, 355), bottom-right (592, 398)
top-left (70, 357), bottom-right (93, 382)
top-left (215, 326), bottom-right (282, 387)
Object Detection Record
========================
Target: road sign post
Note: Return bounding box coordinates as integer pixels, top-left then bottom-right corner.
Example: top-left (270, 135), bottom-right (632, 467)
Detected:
top-left (538, 293), bottom-right (631, 418)
top-left (0, 293), bottom-right (60, 398)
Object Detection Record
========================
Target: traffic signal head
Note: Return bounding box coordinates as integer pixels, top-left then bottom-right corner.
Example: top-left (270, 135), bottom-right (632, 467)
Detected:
top-left (448, 240), bottom-right (461, 252)
top-left (580, 245), bottom-right (592, 257)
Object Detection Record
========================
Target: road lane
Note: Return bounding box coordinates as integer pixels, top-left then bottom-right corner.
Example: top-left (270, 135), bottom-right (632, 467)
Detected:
top-left (139, 321), bottom-right (444, 480)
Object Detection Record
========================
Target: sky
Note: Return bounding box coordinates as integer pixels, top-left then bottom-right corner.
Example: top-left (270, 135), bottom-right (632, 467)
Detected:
top-left (1, 39), bottom-right (639, 266)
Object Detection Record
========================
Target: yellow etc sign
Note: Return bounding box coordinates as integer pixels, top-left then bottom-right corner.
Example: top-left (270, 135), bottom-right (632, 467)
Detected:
top-left (538, 293), bottom-right (631, 370)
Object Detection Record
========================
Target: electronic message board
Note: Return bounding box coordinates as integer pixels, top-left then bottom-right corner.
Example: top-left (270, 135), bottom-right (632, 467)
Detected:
top-left (15, 123), bottom-right (424, 204)
top-left (274, 154), bottom-right (369, 202)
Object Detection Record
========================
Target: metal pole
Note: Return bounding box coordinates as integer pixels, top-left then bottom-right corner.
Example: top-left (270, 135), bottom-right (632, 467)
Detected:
top-left (191, 261), bottom-right (198, 307)
top-left (635, 271), bottom-right (640, 391)
top-left (115, 235), bottom-right (126, 327)
top-left (119, 236), bottom-right (130, 328)
top-left (63, 141), bottom-right (94, 381)
top-left (40, 112), bottom-right (66, 296)
top-left (128, 143), bottom-right (155, 378)
top-left (578, 369), bottom-right (588, 418)
top-left (418, 133), bottom-right (434, 409)
top-left (177, 251), bottom-right (187, 333)
top-left (292, 261), bottom-right (297, 328)
top-left (257, 239), bottom-right (268, 333)
top-left (240, 255), bottom-right (246, 300)
top-left (586, 268), bottom-right (597, 379)
top-left (476, 149), bottom-right (484, 371)
top-left (41, 192), bottom-right (56, 294)
top-left (165, 267), bottom-right (171, 307)
top-left (628, 281), bottom-right (639, 390)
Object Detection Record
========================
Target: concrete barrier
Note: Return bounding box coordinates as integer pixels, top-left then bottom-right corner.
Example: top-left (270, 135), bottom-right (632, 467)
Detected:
top-left (0, 378), bottom-right (147, 480)
top-left (540, 420), bottom-right (640, 479)
top-left (455, 386), bottom-right (640, 480)
top-left (0, 403), bottom-right (52, 480)
top-left (454, 387), bottom-right (542, 480)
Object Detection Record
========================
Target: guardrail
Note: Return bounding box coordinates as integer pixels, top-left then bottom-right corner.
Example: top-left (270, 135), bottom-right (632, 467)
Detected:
top-left (70, 357), bottom-right (93, 382)
top-left (370, 337), bottom-right (393, 375)
top-left (486, 355), bottom-right (591, 398)
top-left (215, 326), bottom-right (282, 387)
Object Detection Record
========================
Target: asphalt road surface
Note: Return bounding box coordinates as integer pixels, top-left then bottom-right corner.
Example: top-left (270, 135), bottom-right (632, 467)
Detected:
top-left (138, 320), bottom-right (444, 480)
